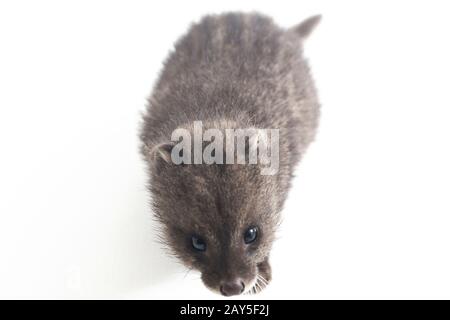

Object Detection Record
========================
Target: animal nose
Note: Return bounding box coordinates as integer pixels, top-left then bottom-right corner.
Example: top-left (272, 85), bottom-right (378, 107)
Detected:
top-left (220, 280), bottom-right (245, 296)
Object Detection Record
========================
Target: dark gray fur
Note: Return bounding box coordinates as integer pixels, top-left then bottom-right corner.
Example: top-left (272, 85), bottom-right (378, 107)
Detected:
top-left (140, 12), bottom-right (321, 295)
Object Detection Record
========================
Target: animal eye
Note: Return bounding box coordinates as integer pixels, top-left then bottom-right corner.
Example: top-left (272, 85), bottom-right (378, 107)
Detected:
top-left (191, 235), bottom-right (206, 252)
top-left (244, 226), bottom-right (258, 244)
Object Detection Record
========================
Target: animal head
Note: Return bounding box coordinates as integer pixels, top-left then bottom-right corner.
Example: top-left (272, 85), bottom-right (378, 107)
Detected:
top-left (145, 136), bottom-right (281, 295)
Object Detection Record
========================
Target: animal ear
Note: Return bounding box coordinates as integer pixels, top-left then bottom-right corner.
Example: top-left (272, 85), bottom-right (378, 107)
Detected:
top-left (149, 142), bottom-right (175, 165)
top-left (289, 15), bottom-right (321, 40)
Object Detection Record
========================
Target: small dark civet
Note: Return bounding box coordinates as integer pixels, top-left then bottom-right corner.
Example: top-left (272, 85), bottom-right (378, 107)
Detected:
top-left (140, 12), bottom-right (321, 296)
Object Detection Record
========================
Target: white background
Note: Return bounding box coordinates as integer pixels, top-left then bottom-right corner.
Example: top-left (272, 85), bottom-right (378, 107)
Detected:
top-left (1, 0), bottom-right (449, 299)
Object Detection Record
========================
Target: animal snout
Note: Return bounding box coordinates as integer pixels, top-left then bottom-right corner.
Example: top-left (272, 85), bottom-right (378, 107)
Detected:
top-left (220, 279), bottom-right (245, 296)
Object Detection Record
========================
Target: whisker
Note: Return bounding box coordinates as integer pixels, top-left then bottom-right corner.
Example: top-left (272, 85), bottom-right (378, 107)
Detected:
top-left (255, 280), bottom-right (262, 293)
top-left (258, 274), bottom-right (268, 286)
top-left (256, 274), bottom-right (263, 286)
